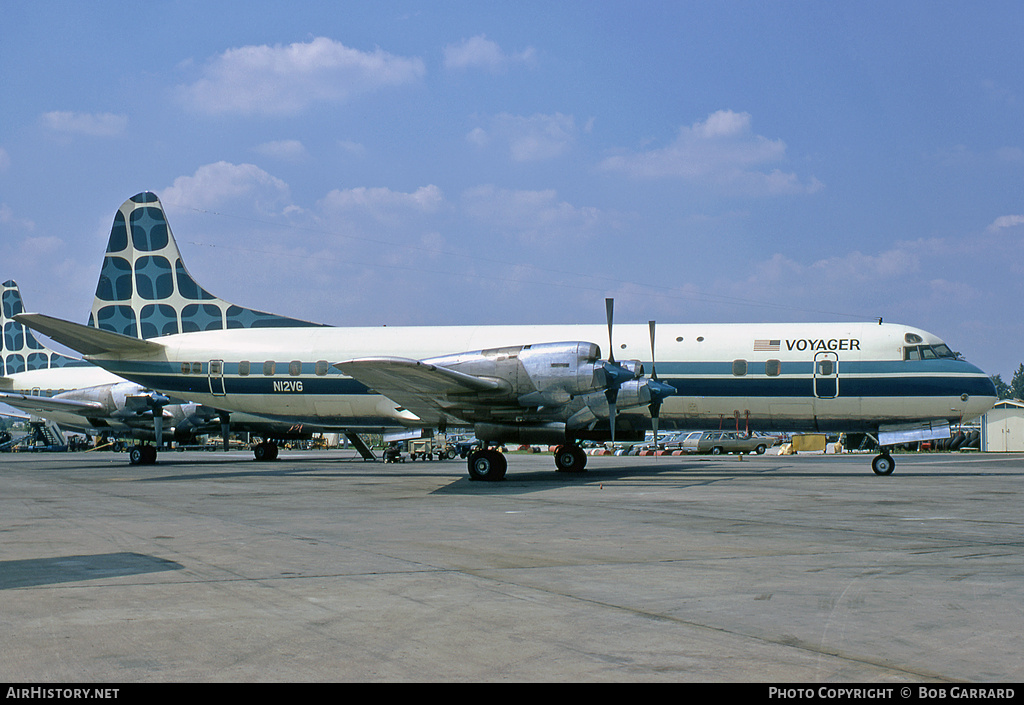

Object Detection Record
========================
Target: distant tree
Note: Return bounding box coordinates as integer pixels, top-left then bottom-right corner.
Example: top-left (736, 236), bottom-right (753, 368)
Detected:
top-left (992, 374), bottom-right (1012, 400)
top-left (1012, 364), bottom-right (1024, 401)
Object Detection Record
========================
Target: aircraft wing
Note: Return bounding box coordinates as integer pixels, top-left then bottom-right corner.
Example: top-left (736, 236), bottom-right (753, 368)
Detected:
top-left (0, 391), bottom-right (105, 417)
top-left (14, 313), bottom-right (163, 356)
top-left (335, 357), bottom-right (511, 425)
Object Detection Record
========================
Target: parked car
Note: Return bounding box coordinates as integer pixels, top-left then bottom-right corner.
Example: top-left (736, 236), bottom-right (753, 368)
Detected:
top-left (667, 431), bottom-right (705, 452)
top-left (695, 431), bottom-right (774, 455)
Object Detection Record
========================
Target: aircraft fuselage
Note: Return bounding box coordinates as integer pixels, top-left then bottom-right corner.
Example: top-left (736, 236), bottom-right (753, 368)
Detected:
top-left (79, 320), bottom-right (996, 435)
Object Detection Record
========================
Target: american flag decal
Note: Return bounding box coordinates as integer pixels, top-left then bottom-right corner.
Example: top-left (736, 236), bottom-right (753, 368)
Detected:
top-left (753, 339), bottom-right (780, 351)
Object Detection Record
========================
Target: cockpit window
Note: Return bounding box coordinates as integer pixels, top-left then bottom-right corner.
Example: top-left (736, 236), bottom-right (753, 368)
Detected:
top-left (904, 344), bottom-right (958, 361)
top-left (905, 333), bottom-right (924, 344)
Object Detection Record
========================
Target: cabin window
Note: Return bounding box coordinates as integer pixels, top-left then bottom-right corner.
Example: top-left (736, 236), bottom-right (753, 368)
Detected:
top-left (181, 362), bottom-right (190, 375)
top-left (765, 359), bottom-right (781, 377)
top-left (289, 360), bottom-right (302, 376)
top-left (817, 359), bottom-right (834, 376)
top-left (209, 360), bottom-right (222, 376)
top-left (263, 360), bottom-right (275, 376)
top-left (315, 360), bottom-right (329, 376)
top-left (732, 359), bottom-right (747, 376)
top-left (238, 360), bottom-right (250, 376)
top-left (905, 333), bottom-right (923, 344)
top-left (191, 362), bottom-right (202, 374)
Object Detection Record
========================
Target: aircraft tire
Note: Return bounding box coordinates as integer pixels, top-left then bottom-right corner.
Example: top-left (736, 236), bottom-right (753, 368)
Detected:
top-left (468, 449), bottom-right (507, 481)
top-left (254, 441), bottom-right (279, 461)
top-left (966, 430), bottom-right (980, 448)
top-left (129, 445), bottom-right (157, 465)
top-left (553, 444), bottom-right (587, 473)
top-left (871, 453), bottom-right (895, 476)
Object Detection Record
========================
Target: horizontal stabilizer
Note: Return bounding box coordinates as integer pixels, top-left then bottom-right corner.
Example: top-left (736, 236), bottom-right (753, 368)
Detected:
top-left (15, 313), bottom-right (164, 357)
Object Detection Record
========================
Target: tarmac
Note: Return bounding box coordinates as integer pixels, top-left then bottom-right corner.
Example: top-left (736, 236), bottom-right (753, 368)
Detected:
top-left (1, 447), bottom-right (1022, 683)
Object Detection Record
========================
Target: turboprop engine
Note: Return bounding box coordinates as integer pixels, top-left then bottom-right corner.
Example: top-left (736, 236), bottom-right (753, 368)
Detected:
top-left (423, 341), bottom-right (638, 407)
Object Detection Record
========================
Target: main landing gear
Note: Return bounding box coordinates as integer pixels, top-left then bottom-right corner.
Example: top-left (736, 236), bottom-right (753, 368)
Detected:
top-left (871, 451), bottom-right (896, 476)
top-left (553, 443), bottom-right (587, 473)
top-left (466, 442), bottom-right (589, 481)
top-left (253, 440), bottom-right (279, 461)
top-left (128, 444), bottom-right (158, 465)
top-left (467, 447), bottom-right (507, 481)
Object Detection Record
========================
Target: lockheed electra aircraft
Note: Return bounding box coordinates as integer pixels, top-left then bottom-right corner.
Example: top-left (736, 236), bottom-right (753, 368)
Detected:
top-left (17, 193), bottom-right (997, 480)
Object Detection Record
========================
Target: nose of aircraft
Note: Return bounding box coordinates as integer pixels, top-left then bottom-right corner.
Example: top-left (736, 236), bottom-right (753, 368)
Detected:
top-left (957, 360), bottom-right (998, 420)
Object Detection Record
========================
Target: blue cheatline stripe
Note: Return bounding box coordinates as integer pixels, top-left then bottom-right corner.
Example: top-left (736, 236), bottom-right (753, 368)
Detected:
top-left (662, 375), bottom-right (994, 398)
top-left (91, 361), bottom-right (993, 400)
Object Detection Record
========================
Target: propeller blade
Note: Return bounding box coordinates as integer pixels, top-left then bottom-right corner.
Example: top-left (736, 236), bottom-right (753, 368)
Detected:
top-left (605, 297), bottom-right (617, 364)
top-left (606, 393), bottom-right (617, 443)
top-left (154, 414), bottom-right (163, 447)
top-left (646, 320), bottom-right (675, 447)
top-left (648, 320), bottom-right (658, 380)
top-left (605, 298), bottom-right (617, 438)
top-left (649, 320), bottom-right (659, 447)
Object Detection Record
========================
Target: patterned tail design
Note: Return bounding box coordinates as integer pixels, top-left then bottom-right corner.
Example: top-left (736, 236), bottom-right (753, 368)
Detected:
top-left (2, 280), bottom-right (86, 375)
top-left (89, 192), bottom-right (325, 339)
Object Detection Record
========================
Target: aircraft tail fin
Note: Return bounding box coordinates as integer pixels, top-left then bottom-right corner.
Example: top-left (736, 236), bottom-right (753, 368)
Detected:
top-left (89, 192), bottom-right (326, 339)
top-left (2, 280), bottom-right (86, 375)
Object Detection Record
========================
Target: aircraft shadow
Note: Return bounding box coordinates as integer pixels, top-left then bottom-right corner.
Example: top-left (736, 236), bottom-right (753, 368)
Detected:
top-left (90, 452), bottom-right (1024, 488)
top-left (0, 552), bottom-right (184, 590)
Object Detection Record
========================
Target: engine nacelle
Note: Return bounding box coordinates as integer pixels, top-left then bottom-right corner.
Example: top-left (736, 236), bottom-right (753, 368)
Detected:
top-left (425, 341), bottom-right (623, 407)
top-left (566, 377), bottom-right (676, 430)
top-left (475, 422), bottom-right (567, 445)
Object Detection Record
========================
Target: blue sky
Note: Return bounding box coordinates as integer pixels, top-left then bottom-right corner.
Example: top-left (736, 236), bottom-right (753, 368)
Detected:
top-left (2, 1), bottom-right (1022, 380)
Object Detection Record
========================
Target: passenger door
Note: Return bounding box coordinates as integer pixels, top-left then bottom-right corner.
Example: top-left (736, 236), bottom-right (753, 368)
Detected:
top-left (813, 352), bottom-right (839, 399)
top-left (208, 359), bottom-right (226, 396)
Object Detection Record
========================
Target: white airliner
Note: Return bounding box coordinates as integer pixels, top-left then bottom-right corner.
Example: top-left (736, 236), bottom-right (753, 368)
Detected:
top-left (17, 193), bottom-right (998, 480)
top-left (1, 279), bottom-right (333, 463)
top-left (1, 279), bottom-right (175, 459)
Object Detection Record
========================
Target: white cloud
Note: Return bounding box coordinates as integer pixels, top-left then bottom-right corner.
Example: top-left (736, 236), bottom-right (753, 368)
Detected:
top-left (462, 185), bottom-right (605, 244)
top-left (253, 139), bottom-right (308, 162)
top-left (337, 140), bottom-right (366, 156)
top-left (41, 111), bottom-right (127, 137)
top-left (600, 110), bottom-right (822, 195)
top-left (178, 37), bottom-right (425, 116)
top-left (0, 204), bottom-right (35, 231)
top-left (443, 35), bottom-right (536, 72)
top-left (469, 113), bottom-right (577, 162)
top-left (987, 214), bottom-right (1024, 233)
top-left (160, 162), bottom-right (291, 212)
top-left (320, 185), bottom-right (444, 216)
